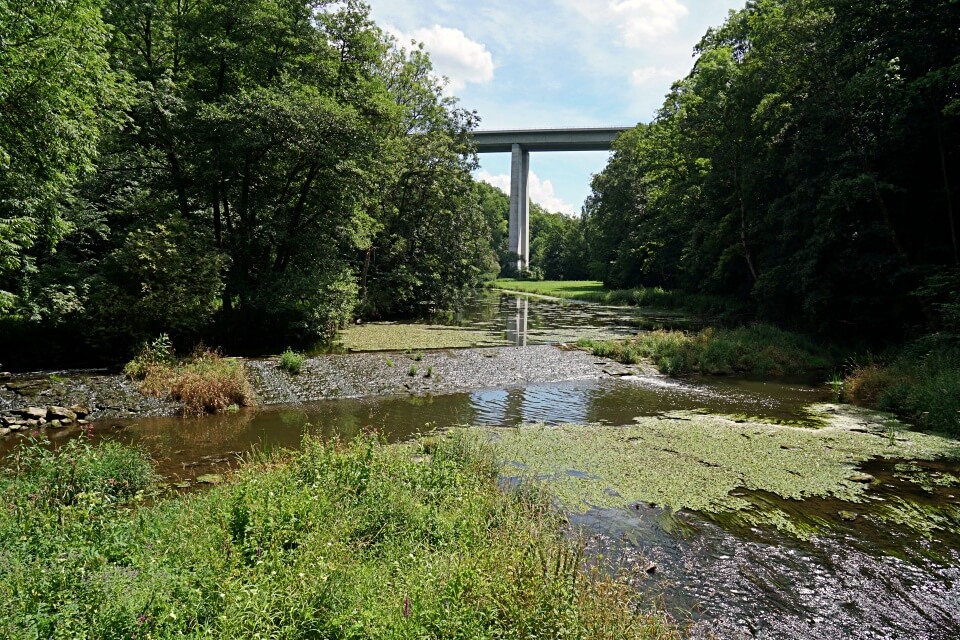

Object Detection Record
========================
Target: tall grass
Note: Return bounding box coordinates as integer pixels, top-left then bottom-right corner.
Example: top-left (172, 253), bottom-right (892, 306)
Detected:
top-left (0, 434), bottom-right (679, 639)
top-left (126, 339), bottom-right (253, 415)
top-left (580, 324), bottom-right (834, 376)
top-left (844, 337), bottom-right (960, 435)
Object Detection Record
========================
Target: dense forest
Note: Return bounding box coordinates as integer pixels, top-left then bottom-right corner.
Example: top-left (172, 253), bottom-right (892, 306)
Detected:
top-left (0, 0), bottom-right (499, 366)
top-left (585, 0), bottom-right (960, 342)
top-left (3, 0), bottom-right (959, 368)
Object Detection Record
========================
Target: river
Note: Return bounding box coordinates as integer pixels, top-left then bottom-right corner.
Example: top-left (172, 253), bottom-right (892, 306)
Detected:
top-left (2, 290), bottom-right (959, 638)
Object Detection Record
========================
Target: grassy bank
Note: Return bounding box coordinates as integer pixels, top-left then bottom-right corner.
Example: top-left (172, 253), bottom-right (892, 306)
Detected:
top-left (0, 434), bottom-right (678, 639)
top-left (843, 337), bottom-right (960, 436)
top-left (578, 325), bottom-right (835, 376)
top-left (493, 279), bottom-right (747, 319)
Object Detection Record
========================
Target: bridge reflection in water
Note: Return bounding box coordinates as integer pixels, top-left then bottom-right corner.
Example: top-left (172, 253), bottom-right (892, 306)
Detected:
top-left (505, 296), bottom-right (528, 346)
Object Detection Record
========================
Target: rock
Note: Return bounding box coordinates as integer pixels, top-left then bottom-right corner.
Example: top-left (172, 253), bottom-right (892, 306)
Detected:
top-left (69, 405), bottom-right (90, 418)
top-left (5, 380), bottom-right (46, 397)
top-left (77, 419), bottom-right (90, 426)
top-left (195, 474), bottom-right (224, 485)
top-left (0, 427), bottom-right (10, 436)
top-left (61, 418), bottom-right (73, 425)
top-left (848, 472), bottom-right (875, 483)
top-left (24, 419), bottom-right (39, 428)
top-left (19, 406), bottom-right (47, 420)
top-left (48, 419), bottom-right (63, 428)
top-left (47, 406), bottom-right (77, 422)
top-left (173, 482), bottom-right (192, 489)
top-left (838, 510), bottom-right (858, 521)
top-left (0, 371), bottom-right (11, 381)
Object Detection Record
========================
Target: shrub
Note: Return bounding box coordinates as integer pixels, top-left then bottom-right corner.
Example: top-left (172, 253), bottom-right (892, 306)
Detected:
top-left (123, 333), bottom-right (174, 380)
top-left (844, 342), bottom-right (960, 435)
top-left (128, 340), bottom-right (253, 415)
top-left (278, 347), bottom-right (305, 375)
top-left (580, 324), bottom-right (833, 376)
top-left (170, 349), bottom-right (252, 415)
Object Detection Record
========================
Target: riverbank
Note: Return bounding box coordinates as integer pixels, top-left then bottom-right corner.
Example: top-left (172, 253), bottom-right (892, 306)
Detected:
top-left (0, 345), bottom-right (652, 432)
top-left (0, 432), bottom-right (680, 639)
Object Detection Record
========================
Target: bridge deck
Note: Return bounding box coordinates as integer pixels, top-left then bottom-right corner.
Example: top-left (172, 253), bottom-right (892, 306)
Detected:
top-left (471, 127), bottom-right (630, 153)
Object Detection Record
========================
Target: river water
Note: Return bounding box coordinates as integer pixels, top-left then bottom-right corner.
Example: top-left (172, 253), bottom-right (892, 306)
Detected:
top-left (5, 291), bottom-right (960, 638)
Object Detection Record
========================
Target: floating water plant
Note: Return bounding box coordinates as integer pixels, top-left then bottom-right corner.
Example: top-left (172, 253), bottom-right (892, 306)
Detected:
top-left (464, 404), bottom-right (960, 537)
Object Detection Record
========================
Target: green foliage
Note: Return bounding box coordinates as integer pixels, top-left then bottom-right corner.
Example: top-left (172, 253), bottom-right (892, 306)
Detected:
top-left (92, 220), bottom-right (223, 344)
top-left (579, 324), bottom-right (834, 376)
top-left (5, 436), bottom-right (157, 509)
top-left (122, 333), bottom-right (174, 380)
top-left (1, 0), bottom-right (501, 360)
top-left (844, 338), bottom-right (960, 435)
top-left (0, 0), bottom-right (126, 312)
top-left (586, 0), bottom-right (960, 340)
top-left (278, 348), bottom-right (305, 375)
top-left (0, 434), bottom-right (679, 639)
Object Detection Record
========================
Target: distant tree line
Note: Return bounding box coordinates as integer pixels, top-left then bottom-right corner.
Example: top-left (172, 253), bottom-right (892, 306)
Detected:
top-left (0, 0), bottom-right (499, 365)
top-left (475, 181), bottom-right (589, 281)
top-left (585, 0), bottom-right (959, 340)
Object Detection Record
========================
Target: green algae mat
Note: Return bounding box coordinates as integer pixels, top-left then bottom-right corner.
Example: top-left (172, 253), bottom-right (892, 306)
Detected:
top-left (339, 322), bottom-right (507, 351)
top-left (465, 404), bottom-right (960, 538)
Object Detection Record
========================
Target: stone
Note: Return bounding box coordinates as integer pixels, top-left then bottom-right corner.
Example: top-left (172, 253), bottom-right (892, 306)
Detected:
top-left (5, 380), bottom-right (46, 397)
top-left (20, 406), bottom-right (47, 420)
top-left (48, 420), bottom-right (63, 428)
top-left (24, 419), bottom-right (39, 428)
top-left (47, 406), bottom-right (77, 422)
top-left (0, 427), bottom-right (10, 436)
top-left (69, 405), bottom-right (91, 418)
top-left (0, 371), bottom-right (11, 381)
top-left (838, 510), bottom-right (858, 521)
top-left (848, 472), bottom-right (875, 484)
top-left (195, 474), bottom-right (224, 485)
top-left (77, 419), bottom-right (90, 426)
top-left (61, 418), bottom-right (73, 425)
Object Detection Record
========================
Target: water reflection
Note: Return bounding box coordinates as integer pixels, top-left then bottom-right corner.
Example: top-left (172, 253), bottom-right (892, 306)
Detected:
top-left (505, 297), bottom-right (529, 345)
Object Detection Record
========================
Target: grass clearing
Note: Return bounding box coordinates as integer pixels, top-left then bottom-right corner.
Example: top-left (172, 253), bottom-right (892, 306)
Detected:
top-left (579, 324), bottom-right (834, 376)
top-left (0, 434), bottom-right (679, 639)
top-left (493, 279), bottom-right (747, 319)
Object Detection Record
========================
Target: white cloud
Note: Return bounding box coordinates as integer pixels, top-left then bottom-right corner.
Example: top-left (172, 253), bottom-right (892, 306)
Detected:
top-left (477, 169), bottom-right (576, 216)
top-left (389, 24), bottom-right (495, 91)
top-left (564, 0), bottom-right (689, 47)
top-left (630, 65), bottom-right (682, 86)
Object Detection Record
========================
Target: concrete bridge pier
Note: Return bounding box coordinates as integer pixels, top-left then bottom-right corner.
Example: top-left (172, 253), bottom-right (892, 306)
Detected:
top-left (471, 127), bottom-right (629, 273)
top-left (508, 143), bottom-right (530, 271)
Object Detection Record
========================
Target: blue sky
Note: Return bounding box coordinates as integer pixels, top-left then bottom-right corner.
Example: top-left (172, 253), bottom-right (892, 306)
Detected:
top-left (367, 0), bottom-right (745, 215)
